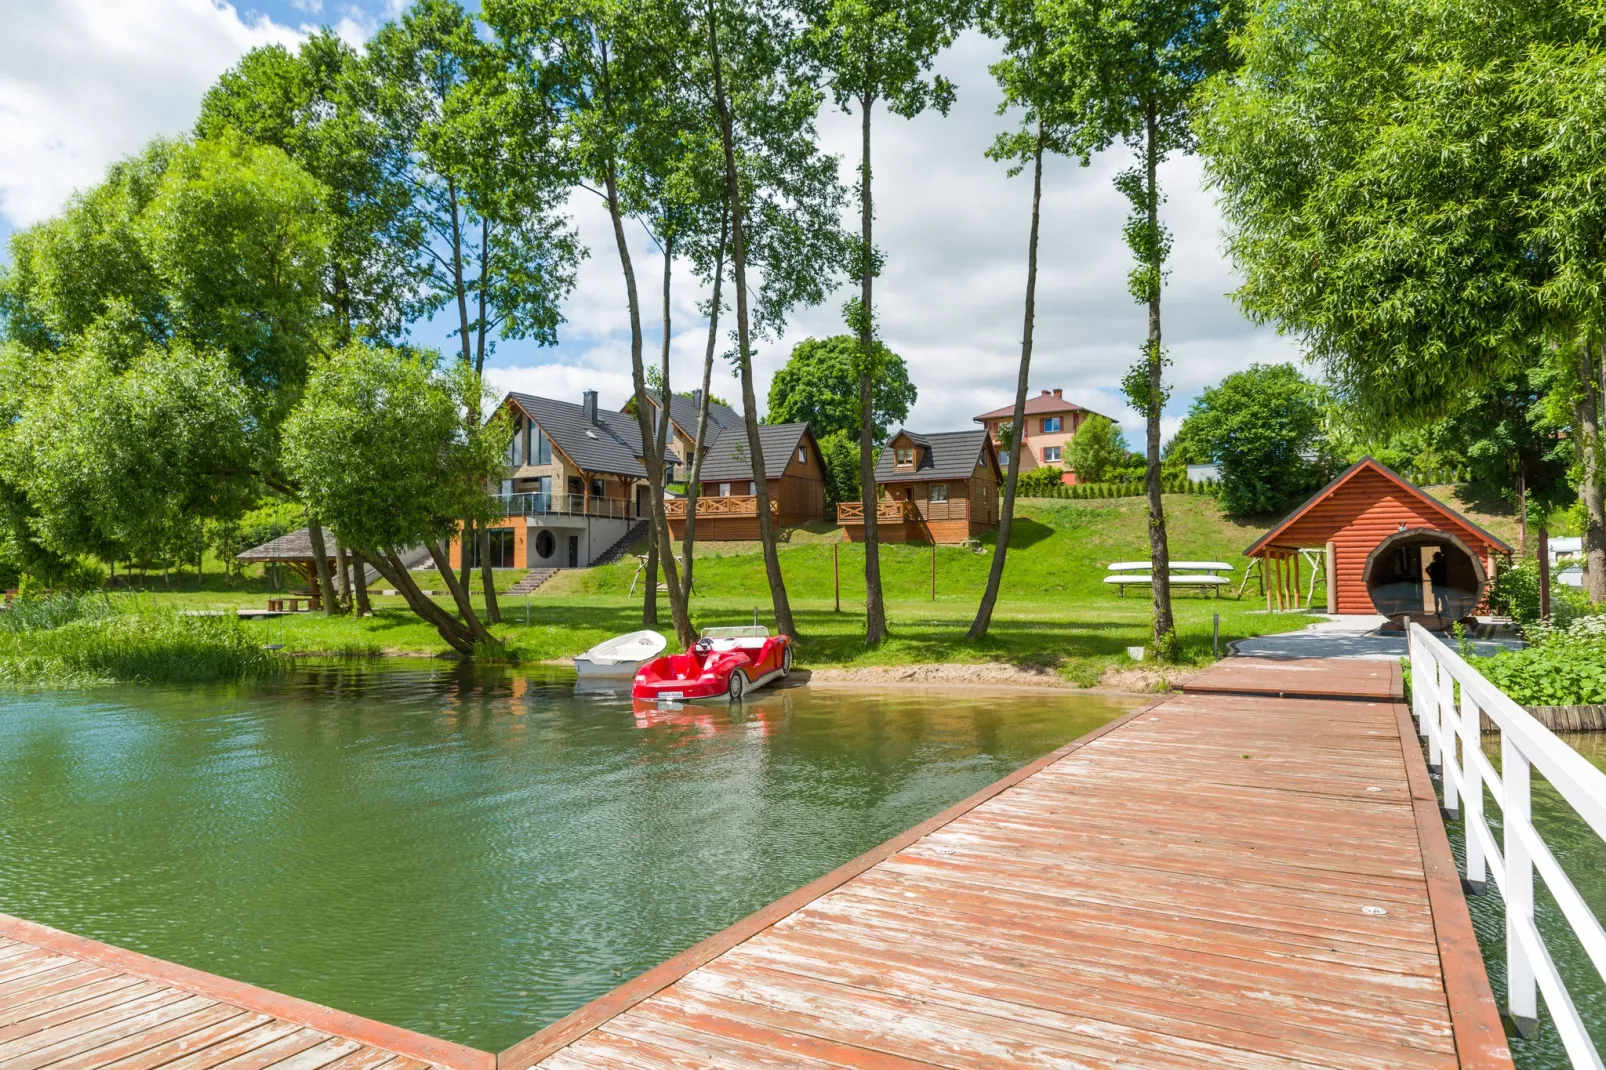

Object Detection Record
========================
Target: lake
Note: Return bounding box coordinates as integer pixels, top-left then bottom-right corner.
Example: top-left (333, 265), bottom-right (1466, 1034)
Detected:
top-left (0, 662), bottom-right (1137, 1051)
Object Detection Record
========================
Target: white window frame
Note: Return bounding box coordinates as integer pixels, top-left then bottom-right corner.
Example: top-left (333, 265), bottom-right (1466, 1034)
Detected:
top-left (894, 448), bottom-right (914, 467)
top-left (930, 483), bottom-right (948, 503)
top-left (1042, 446), bottom-right (1061, 463)
top-left (1042, 416), bottom-right (1062, 433)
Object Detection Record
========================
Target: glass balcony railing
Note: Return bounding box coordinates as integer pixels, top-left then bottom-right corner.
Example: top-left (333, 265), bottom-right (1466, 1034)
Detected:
top-left (491, 493), bottom-right (634, 520)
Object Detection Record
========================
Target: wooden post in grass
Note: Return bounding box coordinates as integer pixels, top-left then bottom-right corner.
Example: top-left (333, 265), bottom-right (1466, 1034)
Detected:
top-left (1325, 540), bottom-right (1337, 614)
top-left (834, 541), bottom-right (841, 613)
top-left (1538, 527), bottom-right (1551, 622)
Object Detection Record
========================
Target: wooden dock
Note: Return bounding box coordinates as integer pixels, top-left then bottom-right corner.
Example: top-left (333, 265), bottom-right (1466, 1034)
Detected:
top-left (0, 656), bottom-right (1515, 1069)
top-left (504, 658), bottom-right (1514, 1070)
top-left (0, 914), bottom-right (491, 1070)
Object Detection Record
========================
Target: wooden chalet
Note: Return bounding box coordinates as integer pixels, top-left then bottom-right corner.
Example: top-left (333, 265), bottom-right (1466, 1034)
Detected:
top-left (1245, 457), bottom-right (1512, 622)
top-left (666, 421), bottom-right (827, 540)
top-left (840, 429), bottom-right (1002, 544)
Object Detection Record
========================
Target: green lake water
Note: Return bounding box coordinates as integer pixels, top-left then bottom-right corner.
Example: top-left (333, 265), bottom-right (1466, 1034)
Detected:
top-left (0, 662), bottom-right (1136, 1052)
top-left (1444, 733), bottom-right (1606, 1069)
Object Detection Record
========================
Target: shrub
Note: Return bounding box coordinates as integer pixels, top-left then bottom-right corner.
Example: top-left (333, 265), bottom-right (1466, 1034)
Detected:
top-left (1473, 615), bottom-right (1606, 706)
top-left (1487, 556), bottom-right (1593, 631)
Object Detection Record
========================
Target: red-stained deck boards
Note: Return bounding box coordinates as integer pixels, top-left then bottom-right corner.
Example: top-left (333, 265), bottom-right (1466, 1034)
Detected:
top-left (506, 659), bottom-right (1510, 1070)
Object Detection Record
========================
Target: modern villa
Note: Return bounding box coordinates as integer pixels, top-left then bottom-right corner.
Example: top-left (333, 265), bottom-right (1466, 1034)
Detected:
top-left (839, 428), bottom-right (1002, 544)
top-left (972, 388), bottom-right (1113, 482)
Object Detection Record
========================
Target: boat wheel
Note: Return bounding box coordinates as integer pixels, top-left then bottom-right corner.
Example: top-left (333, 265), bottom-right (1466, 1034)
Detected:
top-left (781, 646), bottom-right (793, 677)
top-left (728, 670), bottom-right (748, 703)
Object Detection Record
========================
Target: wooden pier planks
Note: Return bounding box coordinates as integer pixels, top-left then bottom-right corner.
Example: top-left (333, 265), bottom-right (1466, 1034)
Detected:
top-left (0, 915), bottom-right (493, 1070)
top-left (508, 662), bottom-right (1511, 1070)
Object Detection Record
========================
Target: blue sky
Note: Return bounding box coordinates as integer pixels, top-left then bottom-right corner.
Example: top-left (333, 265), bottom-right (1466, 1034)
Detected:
top-left (0, 1), bottom-right (1299, 438)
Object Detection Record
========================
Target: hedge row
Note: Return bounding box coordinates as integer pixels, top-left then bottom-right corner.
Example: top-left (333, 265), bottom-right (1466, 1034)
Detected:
top-left (1019, 477), bottom-right (1220, 500)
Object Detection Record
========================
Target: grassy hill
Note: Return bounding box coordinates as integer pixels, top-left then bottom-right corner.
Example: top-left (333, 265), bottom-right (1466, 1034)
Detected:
top-left (224, 494), bottom-right (1323, 682)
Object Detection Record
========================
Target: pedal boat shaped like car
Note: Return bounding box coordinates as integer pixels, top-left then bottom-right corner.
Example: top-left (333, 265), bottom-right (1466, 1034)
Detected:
top-left (632, 626), bottom-right (793, 703)
top-left (573, 629), bottom-right (669, 679)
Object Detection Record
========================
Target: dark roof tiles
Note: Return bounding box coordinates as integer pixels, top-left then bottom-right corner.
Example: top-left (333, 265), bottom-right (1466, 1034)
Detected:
top-left (876, 429), bottom-right (993, 482)
top-left (509, 393), bottom-right (649, 478)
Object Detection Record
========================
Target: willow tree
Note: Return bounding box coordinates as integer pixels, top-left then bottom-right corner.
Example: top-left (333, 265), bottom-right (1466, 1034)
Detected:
top-left (1041, 0), bottom-right (1235, 659)
top-left (1197, 0), bottom-right (1605, 603)
top-left (809, 0), bottom-right (970, 646)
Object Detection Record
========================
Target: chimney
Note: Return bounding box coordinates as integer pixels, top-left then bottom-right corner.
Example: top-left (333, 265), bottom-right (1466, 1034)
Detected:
top-left (1053, 388), bottom-right (1063, 399)
top-left (692, 388), bottom-right (704, 408)
top-left (582, 389), bottom-right (598, 424)
top-left (1040, 389), bottom-right (1050, 396)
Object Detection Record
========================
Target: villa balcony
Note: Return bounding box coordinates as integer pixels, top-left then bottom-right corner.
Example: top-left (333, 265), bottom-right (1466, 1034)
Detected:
top-left (491, 493), bottom-right (635, 521)
top-left (836, 500), bottom-right (921, 524)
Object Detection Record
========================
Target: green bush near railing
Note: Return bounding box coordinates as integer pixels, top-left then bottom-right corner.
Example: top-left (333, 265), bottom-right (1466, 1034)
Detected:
top-left (0, 594), bottom-right (285, 687)
top-left (1471, 616), bottom-right (1606, 706)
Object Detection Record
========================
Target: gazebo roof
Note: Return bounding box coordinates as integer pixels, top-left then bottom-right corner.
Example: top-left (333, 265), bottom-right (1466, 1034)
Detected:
top-left (236, 528), bottom-right (336, 563)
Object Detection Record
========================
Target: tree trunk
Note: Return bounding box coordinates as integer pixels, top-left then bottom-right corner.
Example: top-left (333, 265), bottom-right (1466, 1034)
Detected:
top-left (1577, 341), bottom-right (1606, 604)
top-left (478, 525), bottom-right (501, 624)
top-left (970, 122), bottom-right (1044, 640)
top-left (707, 2), bottom-right (796, 638)
top-left (684, 212), bottom-right (729, 595)
top-left (306, 515), bottom-right (338, 617)
top-left (1143, 99), bottom-right (1176, 657)
top-left (604, 151), bottom-right (694, 647)
top-left (334, 538), bottom-right (352, 612)
top-left (426, 539), bottom-right (497, 646)
top-left (351, 550), bottom-right (372, 616)
top-left (1516, 463), bottom-right (1528, 559)
top-left (459, 518), bottom-right (474, 595)
top-left (857, 93), bottom-right (886, 645)
top-left (368, 550), bottom-right (475, 654)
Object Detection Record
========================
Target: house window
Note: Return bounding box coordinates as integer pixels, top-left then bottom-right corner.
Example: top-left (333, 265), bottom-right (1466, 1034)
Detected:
top-left (998, 451), bottom-right (1010, 467)
top-left (797, 445), bottom-right (807, 464)
top-left (1042, 416), bottom-right (1062, 433)
top-left (894, 448), bottom-right (914, 467)
top-left (507, 421), bottom-right (521, 465)
top-left (591, 478), bottom-right (605, 499)
top-left (665, 461), bottom-right (676, 482)
top-left (931, 483), bottom-right (948, 503)
top-left (532, 426), bottom-right (551, 465)
top-left (719, 482), bottom-right (731, 497)
top-left (1042, 446), bottom-right (1062, 463)
top-left (469, 528), bottom-right (516, 569)
top-left (747, 481), bottom-right (756, 495)
top-left (535, 530), bottom-right (556, 560)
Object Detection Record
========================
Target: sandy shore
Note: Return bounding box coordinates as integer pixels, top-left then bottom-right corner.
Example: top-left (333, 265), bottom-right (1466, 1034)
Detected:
top-left (796, 662), bottom-right (1198, 694)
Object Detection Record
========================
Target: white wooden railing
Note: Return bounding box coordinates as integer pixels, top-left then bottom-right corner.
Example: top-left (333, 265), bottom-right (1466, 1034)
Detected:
top-left (1409, 623), bottom-right (1606, 1066)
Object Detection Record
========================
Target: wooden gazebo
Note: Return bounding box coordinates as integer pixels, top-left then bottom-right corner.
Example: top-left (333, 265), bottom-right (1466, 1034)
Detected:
top-left (236, 528), bottom-right (336, 607)
top-left (1244, 458), bottom-right (1512, 625)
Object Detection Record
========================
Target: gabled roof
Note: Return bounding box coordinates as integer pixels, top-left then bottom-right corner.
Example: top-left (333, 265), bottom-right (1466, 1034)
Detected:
top-left (875, 429), bottom-right (994, 483)
top-left (697, 423), bottom-right (813, 483)
top-left (508, 393), bottom-right (648, 478)
top-left (1244, 457), bottom-right (1513, 557)
top-left (973, 392), bottom-right (1114, 423)
top-left (655, 392), bottom-right (744, 439)
top-left (236, 529), bottom-right (333, 562)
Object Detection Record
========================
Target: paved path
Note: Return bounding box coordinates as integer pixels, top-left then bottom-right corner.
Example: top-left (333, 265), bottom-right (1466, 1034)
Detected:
top-left (505, 659), bottom-right (1512, 1070)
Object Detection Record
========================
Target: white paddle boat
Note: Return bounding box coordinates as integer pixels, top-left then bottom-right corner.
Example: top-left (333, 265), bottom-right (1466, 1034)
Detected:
top-left (574, 630), bottom-right (669, 679)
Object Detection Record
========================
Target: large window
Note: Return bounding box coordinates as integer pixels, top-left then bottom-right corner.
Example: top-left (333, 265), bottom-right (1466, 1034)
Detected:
top-left (508, 420), bottom-right (523, 465)
top-left (534, 530), bottom-right (556, 560)
top-left (1042, 446), bottom-right (1061, 463)
top-left (469, 528), bottom-right (516, 568)
top-left (894, 448), bottom-right (914, 467)
top-left (1042, 416), bottom-right (1062, 433)
top-left (531, 426), bottom-right (551, 465)
top-left (930, 483), bottom-right (948, 503)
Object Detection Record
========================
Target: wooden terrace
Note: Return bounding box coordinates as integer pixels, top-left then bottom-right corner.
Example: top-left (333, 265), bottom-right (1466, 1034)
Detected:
top-left (661, 496), bottom-right (779, 520)
top-left (0, 656), bottom-right (1521, 1070)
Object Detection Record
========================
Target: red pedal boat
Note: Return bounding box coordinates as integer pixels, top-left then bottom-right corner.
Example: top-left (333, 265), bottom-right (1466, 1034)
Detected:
top-left (632, 626), bottom-right (793, 703)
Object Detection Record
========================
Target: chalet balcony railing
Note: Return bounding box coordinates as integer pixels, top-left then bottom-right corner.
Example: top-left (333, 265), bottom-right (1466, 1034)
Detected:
top-left (663, 495), bottom-right (778, 519)
top-left (836, 500), bottom-right (920, 524)
top-left (491, 493), bottom-right (634, 520)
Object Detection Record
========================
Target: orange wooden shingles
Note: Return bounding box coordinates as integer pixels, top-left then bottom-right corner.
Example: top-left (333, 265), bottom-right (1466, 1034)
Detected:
top-left (0, 935), bottom-right (442, 1070)
top-left (533, 689), bottom-right (1462, 1069)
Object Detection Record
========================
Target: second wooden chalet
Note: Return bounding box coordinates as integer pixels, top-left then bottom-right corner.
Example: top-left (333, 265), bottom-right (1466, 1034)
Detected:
top-left (665, 418), bottom-right (828, 540)
top-left (839, 429), bottom-right (1002, 544)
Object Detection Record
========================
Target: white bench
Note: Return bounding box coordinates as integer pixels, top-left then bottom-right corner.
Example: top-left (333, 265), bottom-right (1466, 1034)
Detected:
top-left (1103, 573), bottom-right (1232, 597)
top-left (1107, 561), bottom-right (1234, 573)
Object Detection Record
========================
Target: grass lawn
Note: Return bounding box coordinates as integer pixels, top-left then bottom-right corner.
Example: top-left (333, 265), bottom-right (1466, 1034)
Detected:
top-left (140, 496), bottom-right (1326, 683)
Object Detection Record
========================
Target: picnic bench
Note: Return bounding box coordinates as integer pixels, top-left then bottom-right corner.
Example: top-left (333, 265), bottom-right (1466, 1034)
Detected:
top-left (1103, 561), bottom-right (1235, 597)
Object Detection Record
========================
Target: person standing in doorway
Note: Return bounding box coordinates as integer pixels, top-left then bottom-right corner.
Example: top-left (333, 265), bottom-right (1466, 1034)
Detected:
top-left (1426, 549), bottom-right (1449, 623)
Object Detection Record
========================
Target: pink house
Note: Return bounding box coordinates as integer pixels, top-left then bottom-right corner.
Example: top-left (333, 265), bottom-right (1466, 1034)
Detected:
top-left (973, 389), bottom-right (1114, 484)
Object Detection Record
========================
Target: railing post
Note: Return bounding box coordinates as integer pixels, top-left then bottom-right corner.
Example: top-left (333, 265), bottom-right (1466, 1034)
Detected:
top-left (1409, 626), bottom-right (1430, 740)
top-left (1439, 658), bottom-right (1459, 816)
top-left (1459, 685), bottom-right (1485, 893)
top-left (1503, 733), bottom-right (1538, 1038)
top-left (1427, 657), bottom-right (1445, 772)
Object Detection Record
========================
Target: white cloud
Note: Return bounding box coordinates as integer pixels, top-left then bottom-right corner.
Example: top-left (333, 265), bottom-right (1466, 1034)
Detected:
top-left (0, 0), bottom-right (301, 227)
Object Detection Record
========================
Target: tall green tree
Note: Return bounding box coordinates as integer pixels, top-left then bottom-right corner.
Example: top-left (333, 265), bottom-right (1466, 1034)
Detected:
top-left (766, 334), bottom-right (916, 441)
top-left (1066, 414), bottom-right (1129, 483)
top-left (1197, 0), bottom-right (1605, 603)
top-left (1038, 0), bottom-right (1235, 658)
top-left (370, 0), bottom-right (580, 622)
top-left (808, 0), bottom-right (970, 646)
top-left (967, 0), bottom-right (1091, 640)
top-left (702, 0), bottom-right (848, 639)
top-left (489, 0), bottom-right (698, 647)
top-left (283, 345), bottom-right (507, 654)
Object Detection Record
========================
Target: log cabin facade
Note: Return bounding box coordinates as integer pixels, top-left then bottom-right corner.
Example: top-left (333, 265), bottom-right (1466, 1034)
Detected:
top-left (665, 421), bottom-right (828, 541)
top-left (1245, 458), bottom-right (1512, 618)
top-left (840, 429), bottom-right (1002, 544)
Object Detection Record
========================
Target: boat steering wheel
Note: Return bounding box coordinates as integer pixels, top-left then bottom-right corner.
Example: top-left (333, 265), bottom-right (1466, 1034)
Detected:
top-left (694, 637), bottom-right (715, 656)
